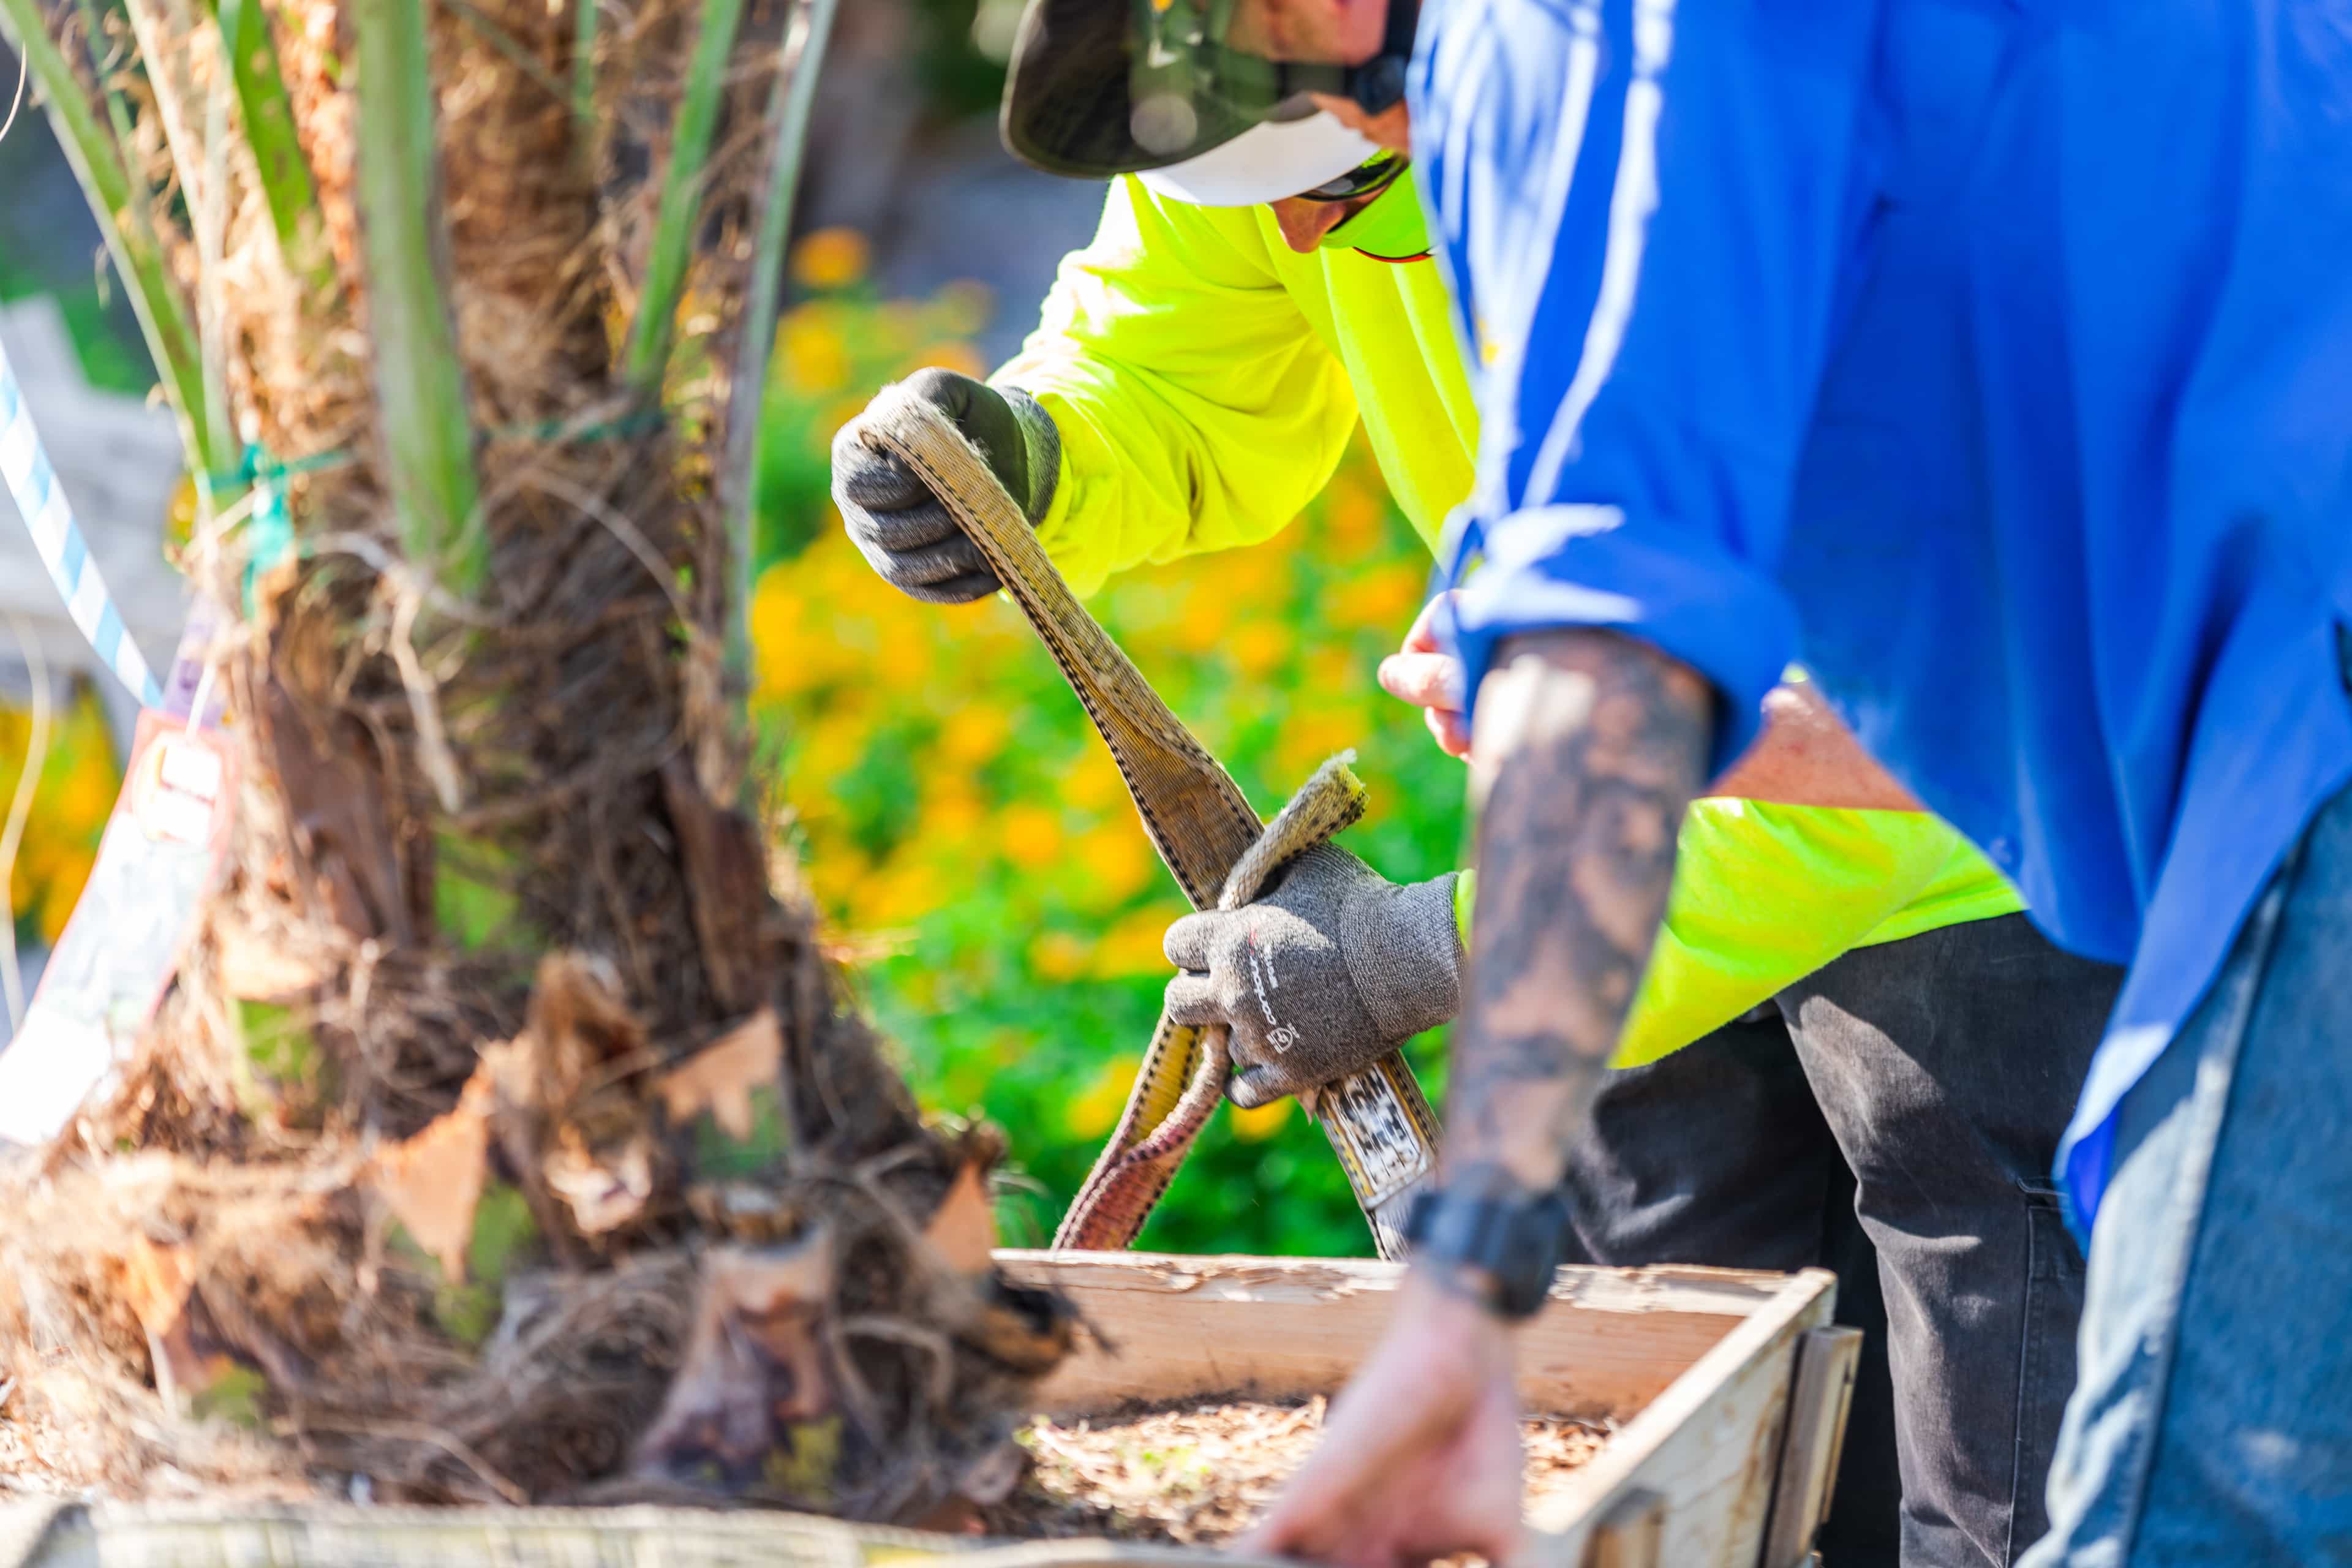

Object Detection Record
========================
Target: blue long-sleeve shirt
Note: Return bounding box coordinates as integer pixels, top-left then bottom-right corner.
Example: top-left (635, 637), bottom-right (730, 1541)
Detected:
top-left (1413, 0), bottom-right (2352, 1230)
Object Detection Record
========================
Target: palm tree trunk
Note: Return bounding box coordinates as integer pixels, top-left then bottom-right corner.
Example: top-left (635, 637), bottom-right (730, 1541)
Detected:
top-left (0, 0), bottom-right (1063, 1518)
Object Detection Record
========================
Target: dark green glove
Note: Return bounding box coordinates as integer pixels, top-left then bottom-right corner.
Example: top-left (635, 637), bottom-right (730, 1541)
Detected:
top-left (831, 368), bottom-right (1060, 604)
top-left (1163, 846), bottom-right (1463, 1110)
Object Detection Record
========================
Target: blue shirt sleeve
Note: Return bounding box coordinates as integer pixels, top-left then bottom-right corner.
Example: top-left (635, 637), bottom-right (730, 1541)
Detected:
top-left (1412, 0), bottom-right (1885, 773)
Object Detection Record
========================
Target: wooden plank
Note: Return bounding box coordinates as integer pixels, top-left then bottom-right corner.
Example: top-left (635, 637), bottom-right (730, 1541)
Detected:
top-left (1758, 1326), bottom-right (1864, 1568)
top-left (1585, 1488), bottom-right (1664, 1568)
top-left (995, 1251), bottom-right (1771, 1420)
top-left (1524, 1268), bottom-right (1839, 1568)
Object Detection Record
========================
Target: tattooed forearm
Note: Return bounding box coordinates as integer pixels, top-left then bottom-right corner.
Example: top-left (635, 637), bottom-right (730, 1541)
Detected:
top-left (1446, 628), bottom-right (1712, 1197)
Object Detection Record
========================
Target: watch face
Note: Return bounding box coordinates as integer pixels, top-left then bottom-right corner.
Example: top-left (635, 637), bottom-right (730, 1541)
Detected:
top-left (1406, 1188), bottom-right (1573, 1318)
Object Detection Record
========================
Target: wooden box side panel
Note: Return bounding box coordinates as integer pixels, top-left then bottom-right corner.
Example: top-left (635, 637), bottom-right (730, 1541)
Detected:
top-left (994, 1252), bottom-right (1775, 1420)
top-left (1526, 1268), bottom-right (1838, 1568)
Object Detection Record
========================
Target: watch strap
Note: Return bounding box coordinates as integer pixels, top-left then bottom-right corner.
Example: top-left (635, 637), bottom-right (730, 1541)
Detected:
top-left (1404, 1186), bottom-right (1571, 1320)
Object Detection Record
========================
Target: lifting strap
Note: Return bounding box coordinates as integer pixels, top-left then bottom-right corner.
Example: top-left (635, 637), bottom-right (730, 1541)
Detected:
top-left (856, 386), bottom-right (1439, 1258)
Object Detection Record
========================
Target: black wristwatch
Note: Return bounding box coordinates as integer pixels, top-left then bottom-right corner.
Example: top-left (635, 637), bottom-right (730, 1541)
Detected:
top-left (1403, 1186), bottom-right (1573, 1321)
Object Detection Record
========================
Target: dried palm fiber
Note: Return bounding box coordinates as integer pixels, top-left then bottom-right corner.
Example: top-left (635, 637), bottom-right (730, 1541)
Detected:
top-left (0, 0), bottom-right (1066, 1522)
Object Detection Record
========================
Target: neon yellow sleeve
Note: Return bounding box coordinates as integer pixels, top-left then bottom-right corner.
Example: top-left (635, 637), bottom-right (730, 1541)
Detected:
top-left (1453, 803), bottom-right (2019, 1068)
top-left (990, 179), bottom-right (1361, 597)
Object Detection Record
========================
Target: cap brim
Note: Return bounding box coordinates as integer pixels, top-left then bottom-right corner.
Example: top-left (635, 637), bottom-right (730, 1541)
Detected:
top-left (1136, 113), bottom-right (1381, 206)
top-left (1000, 0), bottom-right (1259, 178)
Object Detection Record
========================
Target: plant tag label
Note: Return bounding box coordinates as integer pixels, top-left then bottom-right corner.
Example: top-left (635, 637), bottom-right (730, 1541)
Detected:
top-left (0, 711), bottom-right (236, 1148)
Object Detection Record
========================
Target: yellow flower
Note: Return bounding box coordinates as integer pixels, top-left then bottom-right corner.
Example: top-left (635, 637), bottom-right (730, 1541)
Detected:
top-left (749, 565), bottom-right (813, 696)
top-left (937, 706), bottom-right (1011, 769)
top-left (1228, 619), bottom-right (1292, 680)
top-left (1276, 709), bottom-right (1363, 785)
top-left (1069, 821), bottom-right (1158, 910)
top-left (1065, 1056), bottom-right (1136, 1140)
top-left (862, 856), bottom-right (945, 925)
top-left (777, 308), bottom-right (852, 396)
top-left (998, 802), bottom-right (1065, 870)
top-left (811, 704), bottom-right (880, 772)
top-left (1061, 750), bottom-right (1128, 813)
top-left (791, 227), bottom-right (871, 292)
top-left (1091, 905), bottom-right (1177, 978)
top-left (1322, 476), bottom-right (1385, 555)
top-left (924, 783), bottom-right (988, 843)
top-left (1169, 580), bottom-right (1237, 653)
top-left (1031, 929), bottom-right (1090, 983)
top-left (1329, 561), bottom-right (1429, 633)
top-left (1306, 646), bottom-right (1363, 700)
top-left (1230, 1098), bottom-right (1292, 1143)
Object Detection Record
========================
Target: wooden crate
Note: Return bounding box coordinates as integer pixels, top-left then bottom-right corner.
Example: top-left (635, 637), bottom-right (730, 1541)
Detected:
top-left (0, 1253), bottom-right (1856, 1568)
top-left (1002, 1251), bottom-right (1860, 1568)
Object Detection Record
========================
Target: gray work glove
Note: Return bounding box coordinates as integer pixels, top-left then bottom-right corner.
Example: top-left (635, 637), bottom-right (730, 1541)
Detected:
top-left (831, 367), bottom-right (1061, 604)
top-left (1163, 846), bottom-right (1463, 1110)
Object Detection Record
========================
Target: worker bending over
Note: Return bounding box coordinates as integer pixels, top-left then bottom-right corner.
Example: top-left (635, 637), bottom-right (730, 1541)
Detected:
top-left (831, 56), bottom-right (2117, 1566)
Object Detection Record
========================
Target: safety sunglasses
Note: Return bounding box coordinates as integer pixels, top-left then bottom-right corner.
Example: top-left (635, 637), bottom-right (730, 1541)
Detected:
top-left (1295, 153), bottom-right (1409, 204)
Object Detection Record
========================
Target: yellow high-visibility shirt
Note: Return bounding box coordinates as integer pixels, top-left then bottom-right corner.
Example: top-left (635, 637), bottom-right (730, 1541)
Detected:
top-left (997, 178), bottom-right (2022, 1064)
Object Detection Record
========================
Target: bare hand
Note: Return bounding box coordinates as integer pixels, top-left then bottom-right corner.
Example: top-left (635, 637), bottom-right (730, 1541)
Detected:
top-left (1241, 1275), bottom-right (1526, 1567)
top-left (1378, 595), bottom-right (1471, 761)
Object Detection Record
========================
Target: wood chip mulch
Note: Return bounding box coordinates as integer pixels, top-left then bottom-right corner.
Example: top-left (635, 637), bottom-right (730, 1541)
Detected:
top-left (981, 1396), bottom-right (1613, 1546)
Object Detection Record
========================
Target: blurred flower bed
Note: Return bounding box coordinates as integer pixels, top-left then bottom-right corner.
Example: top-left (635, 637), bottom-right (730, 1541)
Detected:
top-left (0, 682), bottom-right (124, 963)
top-left (752, 232), bottom-right (1466, 1258)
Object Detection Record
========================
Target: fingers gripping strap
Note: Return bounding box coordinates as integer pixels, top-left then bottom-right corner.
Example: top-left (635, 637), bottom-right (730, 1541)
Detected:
top-left (857, 388), bottom-right (1436, 1256)
top-left (1056, 761), bottom-right (1368, 1251)
top-left (859, 385), bottom-right (1261, 907)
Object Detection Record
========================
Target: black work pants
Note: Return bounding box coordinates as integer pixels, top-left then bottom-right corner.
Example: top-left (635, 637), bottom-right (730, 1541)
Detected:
top-left (1559, 914), bottom-right (2120, 1567)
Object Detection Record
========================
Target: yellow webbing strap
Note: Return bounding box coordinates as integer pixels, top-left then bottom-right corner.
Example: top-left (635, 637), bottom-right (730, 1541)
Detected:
top-left (856, 386), bottom-right (1439, 1257)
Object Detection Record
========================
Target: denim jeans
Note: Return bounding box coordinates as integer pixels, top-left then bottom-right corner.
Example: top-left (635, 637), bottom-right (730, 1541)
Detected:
top-left (2018, 776), bottom-right (2352, 1567)
top-left (1563, 913), bottom-right (2120, 1567)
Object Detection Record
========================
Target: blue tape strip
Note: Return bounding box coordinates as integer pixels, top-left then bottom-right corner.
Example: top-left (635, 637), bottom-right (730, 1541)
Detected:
top-left (0, 336), bottom-right (166, 708)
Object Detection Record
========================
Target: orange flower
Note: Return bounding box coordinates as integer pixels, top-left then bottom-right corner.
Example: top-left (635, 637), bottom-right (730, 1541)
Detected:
top-left (1322, 477), bottom-right (1385, 555)
top-left (937, 706), bottom-right (1012, 769)
top-left (791, 228), bottom-right (871, 291)
top-left (1227, 620), bottom-right (1292, 680)
top-left (998, 802), bottom-right (1065, 870)
top-left (1329, 561), bottom-right (1429, 633)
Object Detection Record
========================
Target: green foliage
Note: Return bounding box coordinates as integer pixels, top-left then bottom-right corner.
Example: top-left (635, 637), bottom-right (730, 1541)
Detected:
top-left (398, 1182), bottom-right (540, 1348)
top-left (750, 254), bottom-right (1465, 1259)
top-left (0, 255), bottom-right (154, 396)
top-left (907, 0), bottom-right (1008, 123)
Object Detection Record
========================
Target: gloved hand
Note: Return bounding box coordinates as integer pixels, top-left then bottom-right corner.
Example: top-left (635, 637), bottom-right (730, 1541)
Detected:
top-left (1163, 846), bottom-right (1463, 1110)
top-left (831, 367), bottom-right (1061, 603)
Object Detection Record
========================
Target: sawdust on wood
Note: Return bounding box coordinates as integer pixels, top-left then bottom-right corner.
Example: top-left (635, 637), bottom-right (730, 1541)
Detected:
top-left (982, 1398), bottom-right (1615, 1547)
